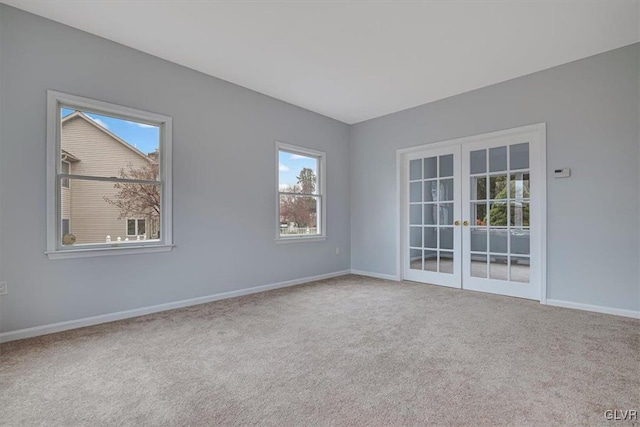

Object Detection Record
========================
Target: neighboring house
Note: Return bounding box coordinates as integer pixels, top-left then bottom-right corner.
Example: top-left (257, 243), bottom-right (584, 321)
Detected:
top-left (61, 111), bottom-right (159, 245)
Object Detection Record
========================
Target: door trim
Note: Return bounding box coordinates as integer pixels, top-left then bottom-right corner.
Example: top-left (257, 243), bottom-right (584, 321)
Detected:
top-left (396, 123), bottom-right (547, 303)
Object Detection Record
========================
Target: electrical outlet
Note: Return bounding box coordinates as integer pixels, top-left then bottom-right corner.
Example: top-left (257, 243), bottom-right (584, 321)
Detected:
top-left (0, 282), bottom-right (7, 296)
top-left (335, 247), bottom-right (340, 255)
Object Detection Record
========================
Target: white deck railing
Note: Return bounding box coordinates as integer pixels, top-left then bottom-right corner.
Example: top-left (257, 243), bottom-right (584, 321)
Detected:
top-left (280, 227), bottom-right (318, 235)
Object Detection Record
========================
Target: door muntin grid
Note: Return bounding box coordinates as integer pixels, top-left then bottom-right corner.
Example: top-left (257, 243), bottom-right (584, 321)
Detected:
top-left (408, 154), bottom-right (455, 274)
top-left (468, 142), bottom-right (530, 283)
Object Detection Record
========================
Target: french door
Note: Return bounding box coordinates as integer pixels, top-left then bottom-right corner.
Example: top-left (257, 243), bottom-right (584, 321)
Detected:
top-left (403, 146), bottom-right (461, 288)
top-left (402, 124), bottom-right (545, 301)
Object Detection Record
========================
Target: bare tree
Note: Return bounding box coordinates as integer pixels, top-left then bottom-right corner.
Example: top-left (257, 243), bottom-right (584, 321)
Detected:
top-left (104, 162), bottom-right (160, 220)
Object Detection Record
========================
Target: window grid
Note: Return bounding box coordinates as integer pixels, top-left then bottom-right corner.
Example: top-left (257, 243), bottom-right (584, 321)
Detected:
top-left (469, 143), bottom-right (530, 282)
top-left (408, 154), bottom-right (455, 274)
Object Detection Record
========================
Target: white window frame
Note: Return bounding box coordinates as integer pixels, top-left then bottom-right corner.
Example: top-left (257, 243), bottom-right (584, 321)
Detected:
top-left (275, 141), bottom-right (326, 243)
top-left (46, 90), bottom-right (173, 259)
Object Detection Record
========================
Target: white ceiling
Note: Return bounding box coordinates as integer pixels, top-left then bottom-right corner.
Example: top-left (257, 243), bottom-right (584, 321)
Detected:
top-left (3, 1), bottom-right (639, 124)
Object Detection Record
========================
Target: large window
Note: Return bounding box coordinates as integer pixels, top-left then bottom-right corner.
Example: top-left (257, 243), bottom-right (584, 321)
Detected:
top-left (276, 142), bottom-right (326, 242)
top-left (46, 91), bottom-right (173, 259)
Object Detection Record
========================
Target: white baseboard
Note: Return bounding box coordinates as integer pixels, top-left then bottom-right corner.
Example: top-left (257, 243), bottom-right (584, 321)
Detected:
top-left (0, 270), bottom-right (351, 344)
top-left (350, 269), bottom-right (401, 281)
top-left (546, 299), bottom-right (640, 319)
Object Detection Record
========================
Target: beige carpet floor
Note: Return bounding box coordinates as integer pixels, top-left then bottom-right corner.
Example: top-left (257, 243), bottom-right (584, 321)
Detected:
top-left (1, 275), bottom-right (638, 426)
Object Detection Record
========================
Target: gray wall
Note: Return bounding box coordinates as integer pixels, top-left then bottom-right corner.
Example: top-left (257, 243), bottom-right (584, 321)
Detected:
top-left (350, 43), bottom-right (640, 311)
top-left (1, 5), bottom-right (638, 335)
top-left (0, 5), bottom-right (351, 333)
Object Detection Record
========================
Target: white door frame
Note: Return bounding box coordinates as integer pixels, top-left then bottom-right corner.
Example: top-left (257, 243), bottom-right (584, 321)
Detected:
top-left (396, 123), bottom-right (547, 303)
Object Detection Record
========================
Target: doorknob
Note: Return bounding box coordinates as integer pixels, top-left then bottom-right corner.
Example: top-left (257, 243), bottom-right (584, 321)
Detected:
top-left (463, 221), bottom-right (469, 226)
top-left (454, 220), bottom-right (460, 226)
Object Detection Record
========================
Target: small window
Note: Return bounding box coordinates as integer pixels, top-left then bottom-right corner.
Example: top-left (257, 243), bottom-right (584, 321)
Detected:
top-left (127, 219), bottom-right (146, 237)
top-left (127, 219), bottom-right (136, 236)
top-left (46, 90), bottom-right (173, 259)
top-left (276, 142), bottom-right (326, 242)
top-left (61, 161), bottom-right (70, 188)
top-left (62, 219), bottom-right (70, 236)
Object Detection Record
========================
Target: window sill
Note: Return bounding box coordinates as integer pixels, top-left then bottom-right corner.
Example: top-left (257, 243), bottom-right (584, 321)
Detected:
top-left (46, 244), bottom-right (174, 260)
top-left (275, 236), bottom-right (327, 244)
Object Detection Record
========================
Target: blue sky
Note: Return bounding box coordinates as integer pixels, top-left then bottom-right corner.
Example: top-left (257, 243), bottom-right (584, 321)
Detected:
top-left (279, 151), bottom-right (317, 188)
top-left (62, 108), bottom-right (159, 154)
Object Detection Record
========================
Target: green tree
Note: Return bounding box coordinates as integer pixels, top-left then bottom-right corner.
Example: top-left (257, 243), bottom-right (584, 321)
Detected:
top-left (297, 168), bottom-right (316, 194)
top-left (297, 168), bottom-right (317, 227)
top-left (486, 182), bottom-right (530, 226)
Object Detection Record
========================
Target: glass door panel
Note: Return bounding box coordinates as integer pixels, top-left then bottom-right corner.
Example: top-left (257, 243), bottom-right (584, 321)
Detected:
top-left (404, 147), bottom-right (461, 288)
top-left (462, 135), bottom-right (540, 301)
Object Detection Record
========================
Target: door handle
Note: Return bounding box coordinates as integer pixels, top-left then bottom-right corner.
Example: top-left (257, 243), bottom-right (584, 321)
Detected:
top-left (463, 221), bottom-right (469, 226)
top-left (454, 220), bottom-right (460, 226)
